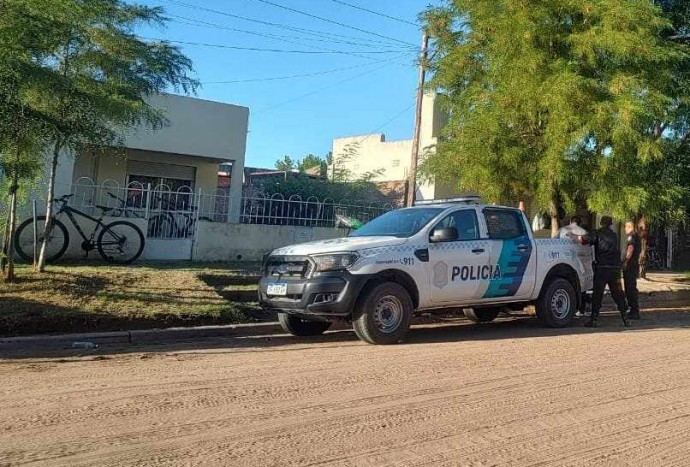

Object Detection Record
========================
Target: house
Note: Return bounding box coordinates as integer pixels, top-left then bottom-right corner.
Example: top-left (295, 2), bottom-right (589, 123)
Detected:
top-left (56, 93), bottom-right (249, 223)
top-left (330, 92), bottom-right (460, 202)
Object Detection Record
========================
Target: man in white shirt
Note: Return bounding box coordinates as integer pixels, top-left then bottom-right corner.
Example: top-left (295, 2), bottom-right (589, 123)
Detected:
top-left (557, 216), bottom-right (587, 239)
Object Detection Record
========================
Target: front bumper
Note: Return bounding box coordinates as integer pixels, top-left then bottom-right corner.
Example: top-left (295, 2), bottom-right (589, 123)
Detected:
top-left (258, 271), bottom-right (370, 317)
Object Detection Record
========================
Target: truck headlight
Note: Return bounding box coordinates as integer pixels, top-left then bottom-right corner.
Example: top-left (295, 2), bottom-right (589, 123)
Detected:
top-left (311, 253), bottom-right (359, 272)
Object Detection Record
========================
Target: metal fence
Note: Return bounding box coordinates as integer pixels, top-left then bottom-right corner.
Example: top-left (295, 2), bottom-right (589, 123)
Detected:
top-left (27, 179), bottom-right (395, 240)
top-left (239, 193), bottom-right (394, 227)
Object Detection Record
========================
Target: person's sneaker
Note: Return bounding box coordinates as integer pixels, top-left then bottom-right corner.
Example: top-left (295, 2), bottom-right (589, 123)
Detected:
top-left (584, 318), bottom-right (598, 328)
top-left (621, 312), bottom-right (631, 327)
top-left (575, 311), bottom-right (585, 318)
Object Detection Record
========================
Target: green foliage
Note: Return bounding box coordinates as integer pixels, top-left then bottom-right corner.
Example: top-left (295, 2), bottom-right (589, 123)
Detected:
top-left (297, 154), bottom-right (328, 177)
top-left (275, 155), bottom-right (295, 172)
top-left (422, 0), bottom-right (690, 224)
top-left (256, 174), bottom-right (397, 204)
top-left (275, 154), bottom-right (329, 177)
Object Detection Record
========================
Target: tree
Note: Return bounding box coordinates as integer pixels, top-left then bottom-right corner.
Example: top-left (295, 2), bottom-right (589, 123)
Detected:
top-left (422, 0), bottom-right (687, 237)
top-left (275, 156), bottom-right (295, 172)
top-left (297, 154), bottom-right (328, 177)
top-left (0, 0), bottom-right (58, 281)
top-left (23, 0), bottom-right (198, 272)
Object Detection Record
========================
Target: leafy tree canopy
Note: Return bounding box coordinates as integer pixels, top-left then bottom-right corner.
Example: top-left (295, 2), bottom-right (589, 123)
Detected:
top-left (422, 0), bottom-right (690, 227)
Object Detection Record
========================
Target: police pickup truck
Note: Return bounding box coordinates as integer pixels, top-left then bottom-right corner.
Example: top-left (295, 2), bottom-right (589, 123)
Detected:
top-left (259, 198), bottom-right (594, 345)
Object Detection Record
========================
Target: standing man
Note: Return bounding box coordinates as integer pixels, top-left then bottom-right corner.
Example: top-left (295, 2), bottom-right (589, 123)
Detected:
top-left (574, 216), bottom-right (630, 328)
top-left (557, 215), bottom-right (587, 239)
top-left (624, 220), bottom-right (641, 320)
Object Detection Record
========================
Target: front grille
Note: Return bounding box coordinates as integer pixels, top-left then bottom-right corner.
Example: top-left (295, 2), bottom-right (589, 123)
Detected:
top-left (264, 256), bottom-right (312, 279)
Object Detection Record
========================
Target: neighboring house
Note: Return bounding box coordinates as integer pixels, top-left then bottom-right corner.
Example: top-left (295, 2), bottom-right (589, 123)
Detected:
top-left (56, 93), bottom-right (249, 222)
top-left (330, 92), bottom-right (459, 201)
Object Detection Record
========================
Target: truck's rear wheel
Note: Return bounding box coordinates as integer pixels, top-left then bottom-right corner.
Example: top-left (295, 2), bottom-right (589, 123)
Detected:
top-left (352, 282), bottom-right (412, 345)
top-left (464, 307), bottom-right (501, 323)
top-left (278, 313), bottom-right (332, 336)
top-left (536, 278), bottom-right (577, 328)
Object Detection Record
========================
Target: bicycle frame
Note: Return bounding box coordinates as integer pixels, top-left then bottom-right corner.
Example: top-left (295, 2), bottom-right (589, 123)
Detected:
top-left (55, 202), bottom-right (108, 245)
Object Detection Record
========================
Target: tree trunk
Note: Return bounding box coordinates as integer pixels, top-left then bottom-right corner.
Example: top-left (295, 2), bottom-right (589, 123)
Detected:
top-left (637, 214), bottom-right (649, 279)
top-left (3, 150), bottom-right (20, 283)
top-left (1, 205), bottom-right (10, 274)
top-left (5, 184), bottom-right (18, 282)
top-left (549, 197), bottom-right (562, 238)
top-left (36, 140), bottom-right (62, 273)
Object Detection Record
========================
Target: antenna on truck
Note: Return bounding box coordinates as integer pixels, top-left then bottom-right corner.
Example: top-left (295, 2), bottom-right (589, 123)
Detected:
top-left (415, 196), bottom-right (482, 206)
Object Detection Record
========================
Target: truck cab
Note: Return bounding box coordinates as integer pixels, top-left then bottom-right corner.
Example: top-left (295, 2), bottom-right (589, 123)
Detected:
top-left (259, 198), bottom-right (593, 344)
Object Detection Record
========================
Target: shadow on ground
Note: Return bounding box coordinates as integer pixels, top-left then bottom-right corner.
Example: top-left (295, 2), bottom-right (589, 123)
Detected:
top-left (4, 308), bottom-right (689, 360)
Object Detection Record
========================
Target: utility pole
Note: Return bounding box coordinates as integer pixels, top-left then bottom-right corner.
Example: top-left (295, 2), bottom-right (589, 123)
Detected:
top-left (406, 30), bottom-right (429, 207)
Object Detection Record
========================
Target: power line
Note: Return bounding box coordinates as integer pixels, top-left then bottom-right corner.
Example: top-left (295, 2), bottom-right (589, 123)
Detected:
top-left (357, 100), bottom-right (416, 144)
top-left (163, 0), bottom-right (409, 48)
top-left (244, 0), bottom-right (418, 48)
top-left (168, 13), bottom-right (411, 50)
top-left (257, 58), bottom-right (403, 113)
top-left (201, 61), bottom-right (398, 84)
top-left (324, 0), bottom-right (418, 27)
top-left (151, 38), bottom-right (413, 55)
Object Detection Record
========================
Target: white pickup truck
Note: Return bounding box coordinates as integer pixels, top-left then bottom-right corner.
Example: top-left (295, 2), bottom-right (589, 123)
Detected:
top-left (259, 198), bottom-right (594, 344)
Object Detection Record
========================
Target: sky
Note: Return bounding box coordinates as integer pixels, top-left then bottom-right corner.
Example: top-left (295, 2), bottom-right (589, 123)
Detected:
top-left (138, 0), bottom-right (431, 169)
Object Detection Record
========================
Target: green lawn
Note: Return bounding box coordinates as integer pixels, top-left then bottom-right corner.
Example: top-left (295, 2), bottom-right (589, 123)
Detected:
top-left (0, 262), bottom-right (266, 336)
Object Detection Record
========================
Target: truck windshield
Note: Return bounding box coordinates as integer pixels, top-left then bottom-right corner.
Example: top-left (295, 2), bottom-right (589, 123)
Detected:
top-left (350, 208), bottom-right (444, 238)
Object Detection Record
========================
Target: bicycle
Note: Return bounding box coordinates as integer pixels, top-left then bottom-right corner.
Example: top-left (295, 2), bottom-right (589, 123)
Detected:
top-left (147, 195), bottom-right (212, 238)
top-left (15, 194), bottom-right (146, 264)
top-left (105, 192), bottom-right (146, 219)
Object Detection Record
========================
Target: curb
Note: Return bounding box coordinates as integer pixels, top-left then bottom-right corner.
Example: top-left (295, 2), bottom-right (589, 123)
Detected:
top-left (0, 322), bottom-right (284, 353)
top-left (2, 291), bottom-right (688, 354)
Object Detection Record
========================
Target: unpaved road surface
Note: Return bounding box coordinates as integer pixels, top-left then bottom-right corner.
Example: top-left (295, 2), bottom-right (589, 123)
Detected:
top-left (2, 310), bottom-right (690, 466)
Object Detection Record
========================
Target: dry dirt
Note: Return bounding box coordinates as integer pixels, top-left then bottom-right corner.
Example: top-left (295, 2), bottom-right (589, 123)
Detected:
top-left (2, 310), bottom-right (690, 466)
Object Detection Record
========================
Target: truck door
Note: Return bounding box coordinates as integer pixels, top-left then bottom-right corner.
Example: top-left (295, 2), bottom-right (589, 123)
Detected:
top-left (425, 208), bottom-right (490, 304)
top-left (480, 208), bottom-right (537, 301)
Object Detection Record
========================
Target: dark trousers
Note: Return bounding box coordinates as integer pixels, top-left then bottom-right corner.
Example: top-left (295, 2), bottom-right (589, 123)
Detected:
top-left (591, 267), bottom-right (627, 317)
top-left (624, 268), bottom-right (640, 315)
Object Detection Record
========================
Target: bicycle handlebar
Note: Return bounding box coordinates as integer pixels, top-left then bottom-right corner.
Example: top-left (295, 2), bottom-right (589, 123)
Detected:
top-left (55, 194), bottom-right (74, 202)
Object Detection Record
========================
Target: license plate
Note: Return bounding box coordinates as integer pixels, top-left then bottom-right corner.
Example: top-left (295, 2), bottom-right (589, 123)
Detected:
top-left (267, 282), bottom-right (288, 296)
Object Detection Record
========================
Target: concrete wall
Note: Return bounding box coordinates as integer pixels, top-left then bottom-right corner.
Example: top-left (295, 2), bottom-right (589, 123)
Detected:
top-left (193, 223), bottom-right (347, 262)
top-left (122, 94), bottom-right (249, 162)
top-left (332, 135), bottom-right (412, 182)
top-left (72, 148), bottom-right (221, 194)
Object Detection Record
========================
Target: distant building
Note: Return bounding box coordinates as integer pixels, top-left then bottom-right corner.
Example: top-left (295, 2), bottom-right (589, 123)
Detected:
top-left (330, 92), bottom-right (461, 201)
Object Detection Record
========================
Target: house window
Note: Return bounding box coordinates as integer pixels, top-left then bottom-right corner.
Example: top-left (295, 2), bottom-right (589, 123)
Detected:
top-left (126, 160), bottom-right (197, 211)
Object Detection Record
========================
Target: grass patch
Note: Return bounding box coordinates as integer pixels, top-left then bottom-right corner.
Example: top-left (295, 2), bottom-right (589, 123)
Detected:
top-left (0, 262), bottom-right (267, 336)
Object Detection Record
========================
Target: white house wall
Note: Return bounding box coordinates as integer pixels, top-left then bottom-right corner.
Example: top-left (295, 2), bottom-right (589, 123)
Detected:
top-left (122, 94), bottom-right (249, 161)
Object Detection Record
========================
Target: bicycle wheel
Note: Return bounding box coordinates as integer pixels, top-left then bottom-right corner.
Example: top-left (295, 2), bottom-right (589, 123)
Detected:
top-left (15, 216), bottom-right (70, 263)
top-left (97, 220), bottom-right (145, 264)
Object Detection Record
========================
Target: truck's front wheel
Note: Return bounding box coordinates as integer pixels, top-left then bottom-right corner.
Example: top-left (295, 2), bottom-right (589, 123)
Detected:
top-left (278, 313), bottom-right (332, 336)
top-left (352, 282), bottom-right (412, 345)
top-left (536, 278), bottom-right (577, 328)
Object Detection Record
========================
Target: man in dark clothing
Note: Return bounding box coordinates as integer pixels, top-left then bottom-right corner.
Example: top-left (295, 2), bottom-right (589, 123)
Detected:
top-left (575, 216), bottom-right (630, 328)
top-left (623, 220), bottom-right (641, 320)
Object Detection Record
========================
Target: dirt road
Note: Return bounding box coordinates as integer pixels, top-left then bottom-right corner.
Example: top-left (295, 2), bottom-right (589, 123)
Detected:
top-left (2, 310), bottom-right (690, 466)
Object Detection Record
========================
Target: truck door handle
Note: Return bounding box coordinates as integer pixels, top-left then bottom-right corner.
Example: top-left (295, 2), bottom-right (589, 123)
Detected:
top-left (517, 245), bottom-right (529, 251)
top-left (472, 248), bottom-right (485, 254)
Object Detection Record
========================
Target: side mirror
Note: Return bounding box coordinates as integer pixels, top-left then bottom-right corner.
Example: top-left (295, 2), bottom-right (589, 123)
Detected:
top-left (430, 227), bottom-right (459, 243)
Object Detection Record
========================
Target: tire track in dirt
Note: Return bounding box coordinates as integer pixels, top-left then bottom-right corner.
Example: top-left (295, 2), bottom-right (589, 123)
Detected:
top-left (1, 318), bottom-right (690, 466)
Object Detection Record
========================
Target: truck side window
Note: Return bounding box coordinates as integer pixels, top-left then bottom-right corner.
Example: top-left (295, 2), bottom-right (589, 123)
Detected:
top-left (484, 209), bottom-right (525, 240)
top-left (435, 210), bottom-right (479, 241)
